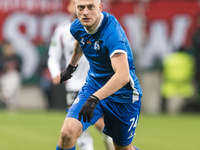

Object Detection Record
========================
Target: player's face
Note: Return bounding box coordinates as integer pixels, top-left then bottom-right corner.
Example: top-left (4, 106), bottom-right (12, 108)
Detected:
top-left (75, 0), bottom-right (103, 31)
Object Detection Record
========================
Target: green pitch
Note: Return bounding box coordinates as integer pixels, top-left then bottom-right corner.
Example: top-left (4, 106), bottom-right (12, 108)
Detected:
top-left (0, 110), bottom-right (199, 150)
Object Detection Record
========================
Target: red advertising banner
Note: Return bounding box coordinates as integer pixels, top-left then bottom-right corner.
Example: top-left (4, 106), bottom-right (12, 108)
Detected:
top-left (0, 0), bottom-right (199, 79)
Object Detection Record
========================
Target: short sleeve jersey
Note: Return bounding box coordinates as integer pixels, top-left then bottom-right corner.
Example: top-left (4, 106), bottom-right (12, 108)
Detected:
top-left (70, 12), bottom-right (142, 103)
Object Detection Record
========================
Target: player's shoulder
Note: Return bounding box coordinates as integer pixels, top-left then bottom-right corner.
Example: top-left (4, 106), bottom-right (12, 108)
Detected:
top-left (102, 12), bottom-right (114, 18)
top-left (101, 12), bottom-right (123, 39)
top-left (102, 12), bottom-right (118, 25)
top-left (102, 12), bottom-right (121, 32)
top-left (70, 18), bottom-right (84, 38)
top-left (70, 19), bottom-right (83, 31)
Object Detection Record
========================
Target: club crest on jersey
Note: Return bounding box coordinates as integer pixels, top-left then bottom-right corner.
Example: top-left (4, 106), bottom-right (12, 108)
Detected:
top-left (94, 40), bottom-right (100, 50)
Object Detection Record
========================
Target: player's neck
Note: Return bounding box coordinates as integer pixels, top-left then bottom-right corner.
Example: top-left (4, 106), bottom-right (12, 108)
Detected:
top-left (84, 13), bottom-right (104, 35)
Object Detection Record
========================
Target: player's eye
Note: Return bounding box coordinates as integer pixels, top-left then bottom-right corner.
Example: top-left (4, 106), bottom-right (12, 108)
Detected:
top-left (78, 5), bottom-right (85, 11)
top-left (88, 5), bottom-right (94, 10)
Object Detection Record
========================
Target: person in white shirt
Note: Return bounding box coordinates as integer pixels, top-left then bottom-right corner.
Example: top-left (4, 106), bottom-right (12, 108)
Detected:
top-left (47, 0), bottom-right (114, 150)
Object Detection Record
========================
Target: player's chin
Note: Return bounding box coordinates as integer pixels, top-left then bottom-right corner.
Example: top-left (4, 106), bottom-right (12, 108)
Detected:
top-left (80, 22), bottom-right (91, 27)
top-left (80, 19), bottom-right (91, 24)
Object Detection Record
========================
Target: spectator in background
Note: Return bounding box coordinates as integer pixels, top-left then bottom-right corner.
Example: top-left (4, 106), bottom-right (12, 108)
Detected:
top-left (0, 40), bottom-right (22, 110)
top-left (161, 47), bottom-right (195, 113)
top-left (192, 13), bottom-right (200, 108)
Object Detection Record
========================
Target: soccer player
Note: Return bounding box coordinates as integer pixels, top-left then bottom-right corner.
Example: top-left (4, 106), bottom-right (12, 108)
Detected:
top-left (57, 0), bottom-right (142, 150)
top-left (48, 0), bottom-right (113, 150)
top-left (48, 1), bottom-right (93, 150)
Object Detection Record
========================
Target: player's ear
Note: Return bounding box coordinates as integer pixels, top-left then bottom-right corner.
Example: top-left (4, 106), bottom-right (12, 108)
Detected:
top-left (99, 3), bottom-right (103, 12)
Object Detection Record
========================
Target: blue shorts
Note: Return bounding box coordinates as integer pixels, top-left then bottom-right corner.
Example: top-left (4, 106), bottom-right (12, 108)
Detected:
top-left (66, 84), bottom-right (141, 146)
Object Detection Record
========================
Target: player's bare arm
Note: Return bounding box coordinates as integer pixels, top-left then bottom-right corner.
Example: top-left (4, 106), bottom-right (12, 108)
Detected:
top-left (70, 40), bottom-right (83, 67)
top-left (78, 52), bottom-right (130, 122)
top-left (60, 40), bottom-right (83, 83)
top-left (93, 52), bottom-right (130, 100)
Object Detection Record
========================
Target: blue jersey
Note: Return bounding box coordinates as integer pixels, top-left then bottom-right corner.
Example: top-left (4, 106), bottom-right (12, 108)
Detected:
top-left (70, 12), bottom-right (142, 103)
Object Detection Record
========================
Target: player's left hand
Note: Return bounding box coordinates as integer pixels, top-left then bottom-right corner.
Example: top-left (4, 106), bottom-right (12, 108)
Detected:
top-left (78, 95), bottom-right (100, 122)
top-left (60, 64), bottom-right (78, 84)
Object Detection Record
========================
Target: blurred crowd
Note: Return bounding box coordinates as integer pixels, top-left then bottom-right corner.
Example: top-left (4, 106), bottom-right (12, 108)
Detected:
top-left (0, 0), bottom-right (200, 114)
top-left (0, 40), bottom-right (22, 110)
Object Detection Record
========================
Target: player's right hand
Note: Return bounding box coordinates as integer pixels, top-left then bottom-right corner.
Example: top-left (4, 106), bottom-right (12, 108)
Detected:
top-left (60, 64), bottom-right (78, 84)
top-left (78, 95), bottom-right (100, 122)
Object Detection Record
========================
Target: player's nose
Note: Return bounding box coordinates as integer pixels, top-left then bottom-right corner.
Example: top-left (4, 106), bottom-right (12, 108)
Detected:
top-left (82, 7), bottom-right (89, 15)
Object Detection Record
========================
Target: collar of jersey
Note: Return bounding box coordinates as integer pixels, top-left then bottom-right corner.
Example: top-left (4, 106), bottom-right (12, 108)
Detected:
top-left (84, 13), bottom-right (104, 35)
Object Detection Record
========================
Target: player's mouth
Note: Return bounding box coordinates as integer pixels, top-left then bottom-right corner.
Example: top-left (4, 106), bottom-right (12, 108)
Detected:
top-left (82, 18), bottom-right (91, 22)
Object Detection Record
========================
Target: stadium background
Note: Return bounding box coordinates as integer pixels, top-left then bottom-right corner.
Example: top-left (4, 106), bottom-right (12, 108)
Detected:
top-left (0, 0), bottom-right (200, 150)
top-left (0, 0), bottom-right (199, 111)
top-left (0, 0), bottom-right (198, 81)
